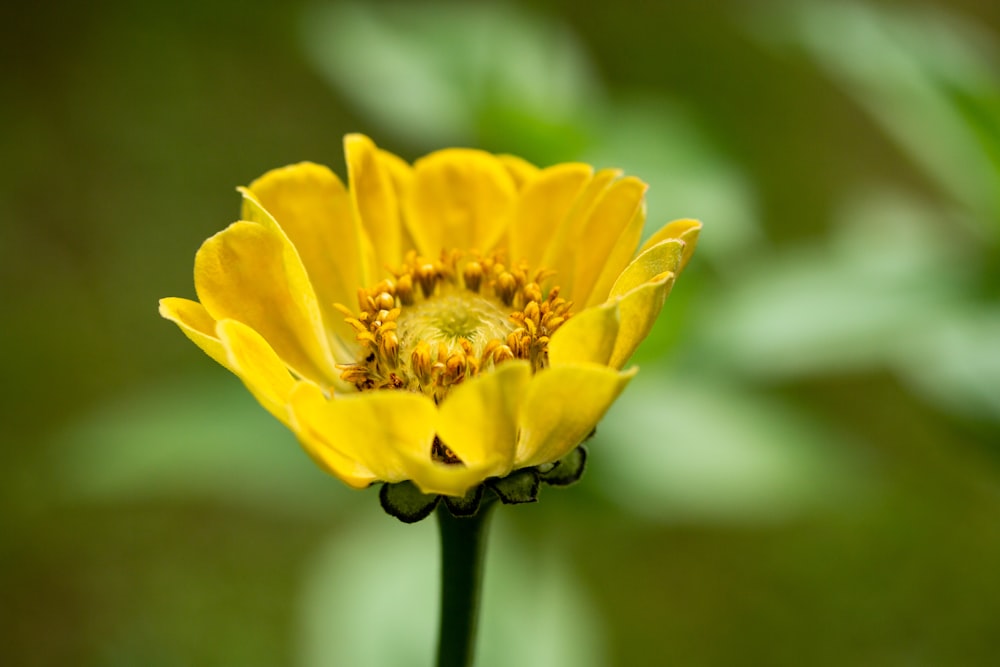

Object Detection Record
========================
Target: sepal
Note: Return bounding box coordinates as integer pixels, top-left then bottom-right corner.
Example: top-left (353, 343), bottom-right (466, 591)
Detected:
top-left (379, 481), bottom-right (440, 523)
top-left (443, 484), bottom-right (486, 517)
top-left (539, 445), bottom-right (588, 487)
top-left (488, 468), bottom-right (540, 504)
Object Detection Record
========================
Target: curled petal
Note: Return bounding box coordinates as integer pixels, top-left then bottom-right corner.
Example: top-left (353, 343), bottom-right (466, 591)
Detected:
top-left (608, 272), bottom-right (676, 369)
top-left (288, 382), bottom-right (435, 487)
top-left (539, 168), bottom-right (620, 294)
top-left (241, 163), bottom-right (364, 358)
top-left (286, 382), bottom-right (380, 489)
top-left (216, 319), bottom-right (297, 426)
top-left (584, 196), bottom-right (647, 307)
top-left (161, 300), bottom-right (301, 427)
top-left (610, 238), bottom-right (684, 298)
top-left (605, 223), bottom-right (686, 369)
top-left (571, 176), bottom-right (648, 305)
top-left (437, 360), bottom-right (532, 479)
top-left (159, 297), bottom-right (227, 367)
top-left (516, 363), bottom-right (636, 469)
top-left (399, 452), bottom-right (503, 498)
top-left (640, 219), bottom-right (702, 273)
top-left (547, 301), bottom-right (620, 367)
top-left (194, 221), bottom-right (339, 386)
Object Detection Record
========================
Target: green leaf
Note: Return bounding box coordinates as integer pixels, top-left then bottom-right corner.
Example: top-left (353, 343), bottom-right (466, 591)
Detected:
top-left (300, 2), bottom-right (599, 152)
top-left (756, 1), bottom-right (1000, 233)
top-left (695, 191), bottom-right (967, 379)
top-left (593, 371), bottom-right (864, 523)
top-left (298, 514), bottom-right (608, 667)
top-left (894, 306), bottom-right (1000, 422)
top-left (50, 374), bottom-right (352, 515)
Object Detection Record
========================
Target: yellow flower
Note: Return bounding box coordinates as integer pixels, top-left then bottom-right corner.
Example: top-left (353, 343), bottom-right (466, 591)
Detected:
top-left (159, 134), bottom-right (700, 498)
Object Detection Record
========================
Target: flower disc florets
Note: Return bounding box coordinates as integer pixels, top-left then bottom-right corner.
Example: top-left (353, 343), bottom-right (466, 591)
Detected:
top-left (159, 133), bottom-right (701, 506)
top-left (338, 249), bottom-right (571, 403)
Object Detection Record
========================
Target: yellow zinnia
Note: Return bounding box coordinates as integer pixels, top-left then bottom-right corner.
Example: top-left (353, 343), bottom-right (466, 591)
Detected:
top-left (159, 134), bottom-right (700, 502)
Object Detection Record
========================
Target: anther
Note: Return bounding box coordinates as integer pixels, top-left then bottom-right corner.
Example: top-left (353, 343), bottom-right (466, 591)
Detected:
top-left (544, 315), bottom-right (566, 331)
top-left (345, 318), bottom-right (368, 334)
top-left (376, 291), bottom-right (395, 311)
top-left (496, 271), bottom-right (517, 305)
top-left (493, 345), bottom-right (515, 364)
top-left (444, 353), bottom-right (467, 385)
top-left (416, 263), bottom-right (437, 298)
top-left (380, 330), bottom-right (399, 367)
top-left (524, 301), bottom-right (540, 323)
top-left (480, 339), bottom-right (502, 367)
top-left (396, 274), bottom-right (414, 306)
top-left (463, 260), bottom-right (484, 293)
top-left (432, 436), bottom-right (463, 465)
top-left (411, 341), bottom-right (433, 385)
top-left (523, 282), bottom-right (542, 304)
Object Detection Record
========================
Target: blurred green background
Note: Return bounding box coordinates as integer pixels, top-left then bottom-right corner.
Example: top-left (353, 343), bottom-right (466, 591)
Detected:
top-left (3, 0), bottom-right (1000, 665)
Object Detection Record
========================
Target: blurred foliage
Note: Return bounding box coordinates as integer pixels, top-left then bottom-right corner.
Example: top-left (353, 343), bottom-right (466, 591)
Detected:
top-left (297, 510), bottom-right (606, 667)
top-left (3, 0), bottom-right (1000, 665)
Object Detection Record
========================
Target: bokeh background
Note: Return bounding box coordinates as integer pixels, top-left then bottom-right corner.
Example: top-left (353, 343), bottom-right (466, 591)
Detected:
top-left (4, 0), bottom-right (1000, 665)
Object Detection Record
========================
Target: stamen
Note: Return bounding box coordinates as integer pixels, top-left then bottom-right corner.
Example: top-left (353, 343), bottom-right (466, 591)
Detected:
top-left (431, 436), bottom-right (463, 465)
top-left (335, 248), bottom-right (573, 398)
top-left (463, 260), bottom-right (484, 293)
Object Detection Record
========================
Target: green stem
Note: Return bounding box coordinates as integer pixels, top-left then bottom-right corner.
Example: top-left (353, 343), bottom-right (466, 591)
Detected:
top-left (435, 500), bottom-right (494, 667)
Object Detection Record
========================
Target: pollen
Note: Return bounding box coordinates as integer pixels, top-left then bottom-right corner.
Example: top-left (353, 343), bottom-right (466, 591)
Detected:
top-left (336, 249), bottom-right (573, 402)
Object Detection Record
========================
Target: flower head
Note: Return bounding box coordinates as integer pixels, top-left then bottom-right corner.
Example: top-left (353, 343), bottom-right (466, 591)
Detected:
top-left (160, 134), bottom-right (700, 501)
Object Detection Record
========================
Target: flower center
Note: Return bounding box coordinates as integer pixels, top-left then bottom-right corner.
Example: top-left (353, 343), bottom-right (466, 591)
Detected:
top-left (336, 249), bottom-right (573, 402)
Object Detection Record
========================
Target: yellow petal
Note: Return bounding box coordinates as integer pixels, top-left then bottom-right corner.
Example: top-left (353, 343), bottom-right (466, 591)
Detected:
top-left (640, 218), bottom-right (702, 273)
top-left (241, 163), bottom-right (364, 358)
top-left (609, 238), bottom-right (684, 298)
top-left (547, 301), bottom-right (620, 367)
top-left (215, 319), bottom-right (297, 426)
top-left (345, 134), bottom-right (402, 279)
top-left (286, 382), bottom-right (379, 489)
top-left (160, 300), bottom-right (302, 427)
top-left (540, 168), bottom-right (620, 295)
top-left (571, 176), bottom-right (648, 305)
top-left (377, 147), bottom-right (419, 257)
top-left (584, 196), bottom-right (646, 308)
top-left (194, 220), bottom-right (338, 386)
top-left (402, 456), bottom-right (500, 497)
top-left (159, 297), bottom-right (227, 368)
top-left (497, 153), bottom-right (540, 190)
top-left (437, 361), bottom-right (532, 478)
top-left (607, 272), bottom-right (676, 369)
top-left (288, 382), bottom-right (437, 484)
top-left (403, 148), bottom-right (517, 256)
top-left (516, 363), bottom-right (636, 469)
top-left (508, 162), bottom-right (592, 269)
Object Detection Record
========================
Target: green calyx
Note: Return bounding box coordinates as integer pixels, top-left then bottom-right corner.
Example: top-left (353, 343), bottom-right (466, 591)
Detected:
top-left (379, 445), bottom-right (588, 523)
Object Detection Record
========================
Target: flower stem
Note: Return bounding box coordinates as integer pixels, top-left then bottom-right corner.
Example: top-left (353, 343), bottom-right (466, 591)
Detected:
top-left (435, 500), bottom-right (494, 667)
